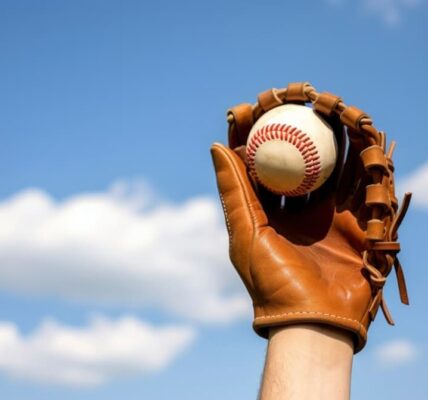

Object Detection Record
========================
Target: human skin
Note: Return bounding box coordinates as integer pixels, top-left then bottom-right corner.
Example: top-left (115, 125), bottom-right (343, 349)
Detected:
top-left (258, 325), bottom-right (354, 400)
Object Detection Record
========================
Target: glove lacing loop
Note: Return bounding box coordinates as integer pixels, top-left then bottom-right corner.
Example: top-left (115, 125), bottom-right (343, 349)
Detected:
top-left (226, 82), bottom-right (412, 325)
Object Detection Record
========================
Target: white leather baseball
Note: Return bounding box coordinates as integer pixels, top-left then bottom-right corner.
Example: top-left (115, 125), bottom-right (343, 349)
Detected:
top-left (246, 104), bottom-right (338, 196)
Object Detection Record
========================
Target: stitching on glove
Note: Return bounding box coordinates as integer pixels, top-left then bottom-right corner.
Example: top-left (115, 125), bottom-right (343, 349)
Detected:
top-left (219, 145), bottom-right (259, 230)
top-left (255, 311), bottom-right (363, 328)
top-left (219, 193), bottom-right (232, 244)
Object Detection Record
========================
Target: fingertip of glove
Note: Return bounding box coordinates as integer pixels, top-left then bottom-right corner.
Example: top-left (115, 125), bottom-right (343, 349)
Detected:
top-left (210, 143), bottom-right (233, 164)
top-left (210, 142), bottom-right (226, 153)
top-left (210, 143), bottom-right (248, 177)
top-left (210, 143), bottom-right (231, 177)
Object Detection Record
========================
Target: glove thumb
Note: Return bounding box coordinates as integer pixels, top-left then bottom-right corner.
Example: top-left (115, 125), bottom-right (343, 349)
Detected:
top-left (210, 143), bottom-right (268, 248)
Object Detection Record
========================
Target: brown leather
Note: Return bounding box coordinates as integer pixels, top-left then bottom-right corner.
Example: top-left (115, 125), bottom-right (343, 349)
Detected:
top-left (211, 82), bottom-right (412, 353)
top-left (366, 219), bottom-right (385, 240)
top-left (371, 241), bottom-right (400, 251)
top-left (313, 92), bottom-right (342, 116)
top-left (365, 184), bottom-right (391, 208)
top-left (360, 145), bottom-right (388, 172)
top-left (285, 82), bottom-right (310, 102)
top-left (227, 103), bottom-right (254, 148)
top-left (258, 89), bottom-right (283, 112)
top-left (340, 106), bottom-right (369, 130)
top-left (394, 258), bottom-right (409, 305)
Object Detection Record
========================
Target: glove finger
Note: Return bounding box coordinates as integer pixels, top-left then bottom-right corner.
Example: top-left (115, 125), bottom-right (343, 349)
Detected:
top-left (211, 142), bottom-right (268, 245)
top-left (230, 145), bottom-right (319, 236)
top-left (336, 131), bottom-right (366, 208)
top-left (227, 103), bottom-right (254, 148)
top-left (232, 145), bottom-right (284, 212)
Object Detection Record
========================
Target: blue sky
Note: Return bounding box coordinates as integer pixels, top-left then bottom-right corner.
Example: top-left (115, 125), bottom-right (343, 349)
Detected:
top-left (0, 0), bottom-right (427, 399)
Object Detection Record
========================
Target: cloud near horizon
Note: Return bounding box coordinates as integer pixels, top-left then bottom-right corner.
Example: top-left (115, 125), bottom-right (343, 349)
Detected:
top-left (397, 161), bottom-right (428, 208)
top-left (0, 181), bottom-right (250, 324)
top-left (326, 0), bottom-right (425, 26)
top-left (0, 315), bottom-right (195, 386)
top-left (374, 339), bottom-right (418, 367)
top-left (365, 0), bottom-right (424, 26)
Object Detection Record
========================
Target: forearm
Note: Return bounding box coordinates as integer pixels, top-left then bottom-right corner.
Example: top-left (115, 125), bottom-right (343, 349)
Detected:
top-left (259, 324), bottom-right (354, 400)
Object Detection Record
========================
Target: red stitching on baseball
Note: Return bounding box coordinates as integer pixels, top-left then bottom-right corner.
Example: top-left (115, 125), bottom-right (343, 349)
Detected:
top-left (246, 124), bottom-right (322, 196)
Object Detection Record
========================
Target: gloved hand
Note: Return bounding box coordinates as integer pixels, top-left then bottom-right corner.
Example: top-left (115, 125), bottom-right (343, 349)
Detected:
top-left (211, 82), bottom-right (411, 352)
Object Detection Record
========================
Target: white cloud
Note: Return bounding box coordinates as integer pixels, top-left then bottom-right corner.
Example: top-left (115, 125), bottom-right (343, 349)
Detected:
top-left (0, 181), bottom-right (250, 324)
top-left (363, 0), bottom-right (418, 26)
top-left (397, 161), bottom-right (428, 208)
top-left (0, 316), bottom-right (195, 387)
top-left (375, 339), bottom-right (418, 367)
top-left (325, 0), bottom-right (425, 26)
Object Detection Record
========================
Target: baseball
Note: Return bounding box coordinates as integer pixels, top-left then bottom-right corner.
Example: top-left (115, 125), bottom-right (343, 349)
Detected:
top-left (246, 104), bottom-right (338, 196)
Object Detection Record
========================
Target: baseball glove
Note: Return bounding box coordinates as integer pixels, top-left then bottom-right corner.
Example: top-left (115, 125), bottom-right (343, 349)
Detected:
top-left (211, 82), bottom-right (411, 352)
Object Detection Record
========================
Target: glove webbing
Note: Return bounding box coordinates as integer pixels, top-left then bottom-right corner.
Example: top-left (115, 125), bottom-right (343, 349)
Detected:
top-left (227, 82), bottom-right (412, 325)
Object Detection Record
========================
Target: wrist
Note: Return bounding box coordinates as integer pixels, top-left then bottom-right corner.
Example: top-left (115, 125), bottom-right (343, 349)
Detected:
top-left (259, 324), bottom-right (354, 400)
